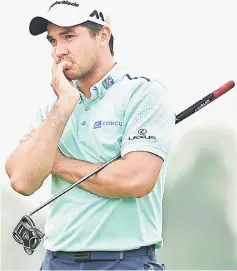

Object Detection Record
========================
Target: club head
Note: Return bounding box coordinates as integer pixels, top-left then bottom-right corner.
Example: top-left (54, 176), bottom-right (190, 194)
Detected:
top-left (12, 215), bottom-right (45, 255)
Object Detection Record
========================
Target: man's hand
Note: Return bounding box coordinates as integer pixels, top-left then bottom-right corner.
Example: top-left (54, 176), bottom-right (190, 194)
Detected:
top-left (52, 148), bottom-right (66, 175)
top-left (51, 60), bottom-right (80, 101)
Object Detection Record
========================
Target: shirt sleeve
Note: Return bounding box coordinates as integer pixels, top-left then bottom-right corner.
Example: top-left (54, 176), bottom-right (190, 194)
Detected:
top-left (28, 108), bottom-right (45, 130)
top-left (20, 108), bottom-right (45, 139)
top-left (22, 100), bottom-right (56, 136)
top-left (121, 80), bottom-right (176, 161)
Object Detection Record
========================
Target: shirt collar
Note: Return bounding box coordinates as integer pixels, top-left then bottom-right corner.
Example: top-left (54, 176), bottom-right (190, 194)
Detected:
top-left (73, 62), bottom-right (126, 104)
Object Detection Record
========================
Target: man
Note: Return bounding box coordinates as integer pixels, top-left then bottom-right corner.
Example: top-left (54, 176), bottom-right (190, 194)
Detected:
top-left (5, 0), bottom-right (176, 270)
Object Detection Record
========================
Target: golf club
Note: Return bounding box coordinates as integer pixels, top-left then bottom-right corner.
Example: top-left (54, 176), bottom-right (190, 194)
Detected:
top-left (12, 80), bottom-right (235, 255)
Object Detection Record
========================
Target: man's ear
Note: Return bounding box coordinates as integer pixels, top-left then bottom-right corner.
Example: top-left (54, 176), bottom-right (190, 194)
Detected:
top-left (100, 27), bottom-right (111, 47)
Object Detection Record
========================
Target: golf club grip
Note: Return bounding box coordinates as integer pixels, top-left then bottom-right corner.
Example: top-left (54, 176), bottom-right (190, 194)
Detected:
top-left (28, 80), bottom-right (235, 216)
top-left (175, 80), bottom-right (235, 124)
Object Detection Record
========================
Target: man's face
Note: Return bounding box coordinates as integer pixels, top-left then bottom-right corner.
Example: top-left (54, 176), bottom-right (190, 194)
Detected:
top-left (47, 24), bottom-right (100, 80)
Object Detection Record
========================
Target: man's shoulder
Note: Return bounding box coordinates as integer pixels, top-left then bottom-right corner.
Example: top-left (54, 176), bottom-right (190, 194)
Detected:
top-left (117, 65), bottom-right (168, 97)
top-left (115, 64), bottom-right (175, 114)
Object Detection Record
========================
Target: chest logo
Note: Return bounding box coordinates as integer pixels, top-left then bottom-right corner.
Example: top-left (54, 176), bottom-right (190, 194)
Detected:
top-left (93, 121), bottom-right (122, 129)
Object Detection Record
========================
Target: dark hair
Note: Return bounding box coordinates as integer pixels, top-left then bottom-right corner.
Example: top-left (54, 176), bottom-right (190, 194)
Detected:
top-left (80, 21), bottom-right (114, 56)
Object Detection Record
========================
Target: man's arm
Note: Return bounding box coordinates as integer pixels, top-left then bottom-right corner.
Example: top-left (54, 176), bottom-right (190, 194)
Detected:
top-left (5, 98), bottom-right (78, 196)
top-left (52, 149), bottom-right (163, 198)
top-left (53, 80), bottom-right (176, 198)
top-left (5, 60), bottom-right (80, 196)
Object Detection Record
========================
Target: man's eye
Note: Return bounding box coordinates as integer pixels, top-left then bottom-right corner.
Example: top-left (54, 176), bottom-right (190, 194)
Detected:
top-left (65, 35), bottom-right (74, 40)
top-left (49, 39), bottom-right (56, 45)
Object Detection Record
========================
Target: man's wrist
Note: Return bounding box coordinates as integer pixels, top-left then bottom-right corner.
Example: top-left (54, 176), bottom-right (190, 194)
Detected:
top-left (52, 154), bottom-right (67, 175)
top-left (51, 95), bottom-right (80, 124)
top-left (57, 93), bottom-right (80, 108)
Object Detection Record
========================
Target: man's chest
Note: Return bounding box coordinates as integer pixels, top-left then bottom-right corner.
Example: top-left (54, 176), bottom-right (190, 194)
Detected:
top-left (58, 94), bottom-right (126, 162)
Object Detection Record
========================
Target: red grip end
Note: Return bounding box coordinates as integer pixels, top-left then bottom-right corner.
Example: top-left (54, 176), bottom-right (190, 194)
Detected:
top-left (214, 80), bottom-right (235, 99)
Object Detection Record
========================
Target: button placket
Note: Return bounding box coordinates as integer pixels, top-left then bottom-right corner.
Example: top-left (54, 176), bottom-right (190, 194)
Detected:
top-left (77, 100), bottom-right (91, 139)
top-left (77, 118), bottom-right (88, 139)
top-left (89, 86), bottom-right (99, 102)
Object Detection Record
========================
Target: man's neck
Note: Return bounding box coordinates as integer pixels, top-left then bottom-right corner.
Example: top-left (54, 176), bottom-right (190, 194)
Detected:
top-left (78, 57), bottom-right (116, 99)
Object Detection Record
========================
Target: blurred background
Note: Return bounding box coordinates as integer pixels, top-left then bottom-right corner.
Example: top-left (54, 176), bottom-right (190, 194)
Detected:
top-left (1, 0), bottom-right (237, 269)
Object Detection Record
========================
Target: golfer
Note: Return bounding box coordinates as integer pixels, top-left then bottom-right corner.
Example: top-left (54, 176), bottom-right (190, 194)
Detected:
top-left (5, 0), bottom-right (176, 270)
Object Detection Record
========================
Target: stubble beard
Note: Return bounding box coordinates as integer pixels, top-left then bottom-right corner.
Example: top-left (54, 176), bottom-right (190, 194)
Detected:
top-left (64, 55), bottom-right (98, 81)
top-left (77, 52), bottom-right (100, 79)
top-left (64, 67), bottom-right (93, 80)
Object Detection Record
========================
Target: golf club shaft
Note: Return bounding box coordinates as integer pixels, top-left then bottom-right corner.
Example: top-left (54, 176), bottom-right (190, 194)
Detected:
top-left (175, 80), bottom-right (235, 124)
top-left (29, 80), bottom-right (235, 217)
top-left (29, 153), bottom-right (121, 216)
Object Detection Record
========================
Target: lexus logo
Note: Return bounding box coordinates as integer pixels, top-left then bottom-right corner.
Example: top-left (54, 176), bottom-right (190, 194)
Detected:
top-left (138, 129), bottom-right (147, 135)
top-left (129, 129), bottom-right (156, 141)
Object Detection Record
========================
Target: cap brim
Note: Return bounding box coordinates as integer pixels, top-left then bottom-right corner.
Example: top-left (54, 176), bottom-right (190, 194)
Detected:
top-left (29, 17), bottom-right (50, 36)
top-left (29, 16), bottom-right (89, 36)
top-left (29, 14), bottom-right (111, 36)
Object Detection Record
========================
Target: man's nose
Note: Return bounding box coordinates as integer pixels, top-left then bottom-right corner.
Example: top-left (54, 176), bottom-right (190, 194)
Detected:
top-left (54, 43), bottom-right (69, 58)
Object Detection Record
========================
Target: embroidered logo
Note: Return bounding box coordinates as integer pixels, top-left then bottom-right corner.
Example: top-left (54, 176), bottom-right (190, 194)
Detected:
top-left (94, 121), bottom-right (102, 129)
top-left (49, 1), bottom-right (79, 10)
top-left (102, 76), bottom-right (114, 90)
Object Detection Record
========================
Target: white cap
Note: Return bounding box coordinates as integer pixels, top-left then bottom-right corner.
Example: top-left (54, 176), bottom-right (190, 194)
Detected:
top-left (29, 0), bottom-right (112, 36)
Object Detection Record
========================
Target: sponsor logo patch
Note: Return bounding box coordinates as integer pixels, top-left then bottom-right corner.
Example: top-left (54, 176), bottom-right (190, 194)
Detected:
top-left (93, 120), bottom-right (122, 129)
top-left (102, 76), bottom-right (114, 90)
top-left (129, 129), bottom-right (156, 140)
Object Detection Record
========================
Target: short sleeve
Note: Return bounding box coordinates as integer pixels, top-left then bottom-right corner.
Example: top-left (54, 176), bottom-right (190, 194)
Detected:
top-left (121, 81), bottom-right (176, 161)
top-left (22, 99), bottom-right (56, 136)
top-left (28, 108), bottom-right (45, 130)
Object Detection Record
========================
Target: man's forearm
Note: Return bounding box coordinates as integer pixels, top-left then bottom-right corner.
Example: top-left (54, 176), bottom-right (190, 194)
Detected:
top-left (53, 156), bottom-right (139, 198)
top-left (5, 97), bottom-right (79, 196)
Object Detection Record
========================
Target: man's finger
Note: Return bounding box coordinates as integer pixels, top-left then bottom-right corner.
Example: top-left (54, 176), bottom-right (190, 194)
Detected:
top-left (57, 61), bottom-right (73, 72)
top-left (20, 135), bottom-right (31, 143)
top-left (19, 128), bottom-right (37, 143)
top-left (52, 60), bottom-right (57, 76)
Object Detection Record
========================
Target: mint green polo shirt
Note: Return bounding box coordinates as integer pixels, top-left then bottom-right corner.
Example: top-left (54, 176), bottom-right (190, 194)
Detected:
top-left (28, 63), bottom-right (176, 252)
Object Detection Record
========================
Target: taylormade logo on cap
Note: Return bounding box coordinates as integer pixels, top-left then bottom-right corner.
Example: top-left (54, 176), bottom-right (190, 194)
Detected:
top-left (29, 0), bottom-right (112, 36)
top-left (49, 1), bottom-right (79, 10)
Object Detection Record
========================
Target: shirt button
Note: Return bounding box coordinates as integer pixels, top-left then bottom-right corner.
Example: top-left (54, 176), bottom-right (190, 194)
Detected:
top-left (81, 121), bottom-right (86, 126)
top-left (85, 107), bottom-right (90, 111)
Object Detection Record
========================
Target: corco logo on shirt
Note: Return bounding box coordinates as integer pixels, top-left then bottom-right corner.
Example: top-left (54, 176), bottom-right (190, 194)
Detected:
top-left (93, 121), bottom-right (122, 129)
top-left (129, 129), bottom-right (156, 140)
